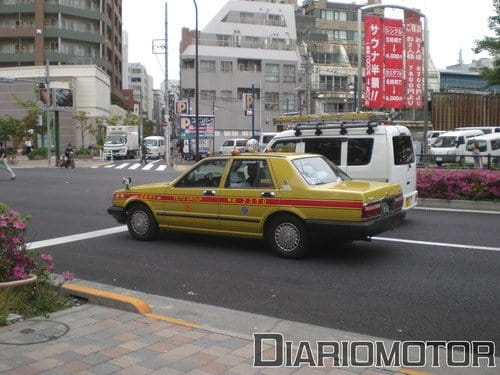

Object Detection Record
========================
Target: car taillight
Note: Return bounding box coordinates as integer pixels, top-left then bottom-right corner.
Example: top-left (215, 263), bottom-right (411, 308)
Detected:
top-left (362, 201), bottom-right (381, 219)
top-left (394, 194), bottom-right (403, 209)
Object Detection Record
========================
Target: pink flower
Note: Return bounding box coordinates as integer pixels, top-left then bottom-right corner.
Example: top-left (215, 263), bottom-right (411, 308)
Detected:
top-left (12, 220), bottom-right (25, 230)
top-left (11, 237), bottom-right (20, 244)
top-left (47, 264), bottom-right (55, 271)
top-left (0, 221), bottom-right (7, 227)
top-left (12, 265), bottom-right (28, 280)
top-left (9, 210), bottom-right (20, 218)
top-left (0, 232), bottom-right (4, 239)
top-left (62, 271), bottom-right (74, 281)
top-left (41, 253), bottom-right (53, 262)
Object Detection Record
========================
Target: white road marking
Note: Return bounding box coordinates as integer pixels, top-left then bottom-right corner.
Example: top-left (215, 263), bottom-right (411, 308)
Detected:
top-left (150, 159), bottom-right (163, 164)
top-left (104, 164), bottom-right (115, 168)
top-left (414, 207), bottom-right (500, 215)
top-left (128, 163), bottom-right (141, 170)
top-left (90, 166), bottom-right (100, 169)
top-left (372, 237), bottom-right (500, 252)
top-left (26, 225), bottom-right (500, 253)
top-left (115, 163), bottom-right (130, 169)
top-left (156, 165), bottom-right (167, 171)
top-left (27, 226), bottom-right (128, 250)
top-left (142, 163), bottom-right (155, 170)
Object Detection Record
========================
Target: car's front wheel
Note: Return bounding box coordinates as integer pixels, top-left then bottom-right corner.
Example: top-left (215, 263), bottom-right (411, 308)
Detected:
top-left (266, 214), bottom-right (309, 258)
top-left (126, 203), bottom-right (159, 240)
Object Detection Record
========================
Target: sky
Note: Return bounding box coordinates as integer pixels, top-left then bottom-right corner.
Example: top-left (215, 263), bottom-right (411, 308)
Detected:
top-left (122, 0), bottom-right (495, 89)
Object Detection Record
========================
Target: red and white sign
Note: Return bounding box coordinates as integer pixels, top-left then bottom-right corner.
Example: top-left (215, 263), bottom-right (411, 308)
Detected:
top-left (383, 18), bottom-right (404, 108)
top-left (364, 16), bottom-right (384, 108)
top-left (404, 11), bottom-right (424, 108)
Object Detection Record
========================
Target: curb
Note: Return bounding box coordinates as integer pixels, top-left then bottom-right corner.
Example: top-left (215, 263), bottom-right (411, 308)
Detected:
top-left (418, 198), bottom-right (499, 212)
top-left (61, 283), bottom-right (198, 328)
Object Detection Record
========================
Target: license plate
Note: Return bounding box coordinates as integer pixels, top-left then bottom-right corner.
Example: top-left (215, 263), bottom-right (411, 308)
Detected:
top-left (381, 201), bottom-right (390, 215)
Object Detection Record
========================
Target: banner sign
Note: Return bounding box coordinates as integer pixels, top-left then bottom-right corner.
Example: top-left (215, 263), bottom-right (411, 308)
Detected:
top-left (179, 115), bottom-right (215, 139)
top-left (243, 93), bottom-right (254, 110)
top-left (364, 16), bottom-right (384, 108)
top-left (175, 100), bottom-right (188, 114)
top-left (404, 11), bottom-right (424, 108)
top-left (39, 88), bottom-right (73, 112)
top-left (383, 18), bottom-right (404, 108)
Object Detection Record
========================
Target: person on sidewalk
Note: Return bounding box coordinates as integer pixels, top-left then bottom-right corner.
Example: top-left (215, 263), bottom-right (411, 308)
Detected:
top-left (0, 142), bottom-right (16, 180)
top-left (472, 142), bottom-right (483, 169)
top-left (140, 140), bottom-right (148, 165)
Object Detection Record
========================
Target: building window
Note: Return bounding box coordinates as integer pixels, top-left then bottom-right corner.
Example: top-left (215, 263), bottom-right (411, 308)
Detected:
top-left (237, 59), bottom-right (261, 72)
top-left (283, 93), bottom-right (295, 112)
top-left (131, 68), bottom-right (141, 73)
top-left (283, 64), bottom-right (296, 83)
top-left (320, 10), bottom-right (347, 21)
top-left (200, 60), bottom-right (215, 72)
top-left (200, 90), bottom-right (216, 100)
top-left (216, 34), bottom-right (231, 47)
top-left (319, 75), bottom-right (333, 91)
top-left (220, 60), bottom-right (232, 72)
top-left (182, 59), bottom-right (194, 69)
top-left (265, 64), bottom-right (279, 82)
top-left (131, 77), bottom-right (141, 82)
top-left (220, 90), bottom-right (232, 100)
top-left (334, 76), bottom-right (348, 91)
top-left (265, 92), bottom-right (279, 111)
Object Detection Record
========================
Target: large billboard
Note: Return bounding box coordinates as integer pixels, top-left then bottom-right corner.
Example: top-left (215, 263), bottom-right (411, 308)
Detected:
top-left (39, 88), bottom-right (73, 112)
top-left (364, 13), bottom-right (424, 109)
top-left (179, 115), bottom-right (215, 139)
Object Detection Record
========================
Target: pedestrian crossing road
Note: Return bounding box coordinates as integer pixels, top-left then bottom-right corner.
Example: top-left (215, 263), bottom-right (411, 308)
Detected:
top-left (89, 159), bottom-right (173, 172)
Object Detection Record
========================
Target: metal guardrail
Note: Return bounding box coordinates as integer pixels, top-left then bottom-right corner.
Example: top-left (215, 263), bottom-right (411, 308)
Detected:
top-left (416, 153), bottom-right (500, 170)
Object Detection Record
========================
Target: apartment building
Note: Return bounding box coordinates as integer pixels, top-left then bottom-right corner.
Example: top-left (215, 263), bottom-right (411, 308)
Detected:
top-left (0, 0), bottom-right (123, 93)
top-left (179, 0), bottom-right (301, 149)
top-left (128, 62), bottom-right (153, 120)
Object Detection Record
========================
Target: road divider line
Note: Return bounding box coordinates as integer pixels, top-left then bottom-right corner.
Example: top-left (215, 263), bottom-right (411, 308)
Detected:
top-left (27, 226), bottom-right (128, 250)
top-left (414, 206), bottom-right (500, 215)
top-left (372, 236), bottom-right (500, 252)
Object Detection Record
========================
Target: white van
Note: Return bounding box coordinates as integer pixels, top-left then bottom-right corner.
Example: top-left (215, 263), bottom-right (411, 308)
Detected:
top-left (259, 132), bottom-right (278, 151)
top-left (465, 133), bottom-right (500, 167)
top-left (144, 136), bottom-right (166, 159)
top-left (455, 126), bottom-right (500, 135)
top-left (266, 123), bottom-right (418, 210)
top-left (219, 139), bottom-right (247, 155)
top-left (430, 130), bottom-right (484, 165)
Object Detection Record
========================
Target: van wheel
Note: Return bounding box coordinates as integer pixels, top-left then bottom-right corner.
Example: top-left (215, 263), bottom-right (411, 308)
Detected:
top-left (126, 203), bottom-right (159, 241)
top-left (266, 214), bottom-right (309, 258)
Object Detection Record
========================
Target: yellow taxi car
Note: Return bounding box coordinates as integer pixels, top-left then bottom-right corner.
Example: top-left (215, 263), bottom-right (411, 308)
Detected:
top-left (108, 153), bottom-right (404, 258)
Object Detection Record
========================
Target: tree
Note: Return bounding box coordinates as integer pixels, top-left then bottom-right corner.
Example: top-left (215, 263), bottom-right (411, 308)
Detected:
top-left (107, 115), bottom-right (124, 126)
top-left (94, 117), bottom-right (106, 146)
top-left (12, 96), bottom-right (46, 146)
top-left (474, 1), bottom-right (500, 86)
top-left (73, 111), bottom-right (94, 149)
top-left (143, 120), bottom-right (154, 137)
top-left (123, 113), bottom-right (141, 126)
top-left (0, 116), bottom-right (21, 144)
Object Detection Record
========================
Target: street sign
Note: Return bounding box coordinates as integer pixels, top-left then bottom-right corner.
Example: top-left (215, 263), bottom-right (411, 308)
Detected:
top-left (175, 101), bottom-right (188, 114)
top-left (245, 110), bottom-right (253, 116)
top-left (179, 115), bottom-right (215, 139)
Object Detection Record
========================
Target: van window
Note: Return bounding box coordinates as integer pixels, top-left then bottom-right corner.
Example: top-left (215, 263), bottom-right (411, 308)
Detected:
top-left (305, 139), bottom-right (342, 165)
top-left (458, 136), bottom-right (465, 145)
top-left (491, 139), bottom-right (500, 151)
top-left (393, 136), bottom-right (415, 165)
top-left (236, 140), bottom-right (247, 147)
top-left (348, 139), bottom-right (374, 166)
top-left (271, 139), bottom-right (298, 152)
top-left (480, 128), bottom-right (492, 134)
top-left (223, 140), bottom-right (234, 147)
top-left (262, 135), bottom-right (275, 144)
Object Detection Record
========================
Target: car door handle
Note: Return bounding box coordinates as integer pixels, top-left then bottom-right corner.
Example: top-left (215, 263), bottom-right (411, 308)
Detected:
top-left (260, 192), bottom-right (275, 198)
top-left (203, 190), bottom-right (216, 196)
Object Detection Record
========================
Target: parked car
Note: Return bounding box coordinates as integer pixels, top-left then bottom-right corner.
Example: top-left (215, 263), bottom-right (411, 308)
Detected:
top-left (265, 122), bottom-right (418, 210)
top-left (259, 132), bottom-right (278, 151)
top-left (455, 126), bottom-right (500, 135)
top-left (465, 133), bottom-right (500, 166)
top-left (219, 139), bottom-right (247, 154)
top-left (108, 154), bottom-right (404, 258)
top-left (427, 130), bottom-right (447, 140)
top-left (430, 129), bottom-right (484, 165)
top-left (144, 136), bottom-right (166, 159)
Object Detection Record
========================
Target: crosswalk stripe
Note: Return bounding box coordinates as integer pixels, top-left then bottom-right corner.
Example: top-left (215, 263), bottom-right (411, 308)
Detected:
top-left (156, 165), bottom-right (167, 171)
top-left (142, 163), bottom-right (155, 170)
top-left (104, 164), bottom-right (115, 168)
top-left (151, 159), bottom-right (162, 165)
top-left (128, 163), bottom-right (141, 170)
top-left (90, 166), bottom-right (100, 169)
top-left (115, 163), bottom-right (130, 169)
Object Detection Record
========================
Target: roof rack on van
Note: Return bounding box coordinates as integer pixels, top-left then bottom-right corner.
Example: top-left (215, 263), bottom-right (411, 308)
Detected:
top-left (294, 120), bottom-right (379, 136)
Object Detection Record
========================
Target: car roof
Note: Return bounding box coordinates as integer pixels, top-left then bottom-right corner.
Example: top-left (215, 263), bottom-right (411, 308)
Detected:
top-left (272, 124), bottom-right (409, 139)
top-left (468, 133), bottom-right (500, 141)
top-left (205, 152), bottom-right (318, 160)
top-left (440, 130), bottom-right (484, 136)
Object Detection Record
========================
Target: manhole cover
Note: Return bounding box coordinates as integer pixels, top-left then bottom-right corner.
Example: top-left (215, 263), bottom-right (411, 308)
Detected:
top-left (0, 320), bottom-right (69, 345)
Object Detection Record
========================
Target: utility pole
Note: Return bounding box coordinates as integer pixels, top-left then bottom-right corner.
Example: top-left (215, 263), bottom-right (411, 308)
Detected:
top-left (164, 1), bottom-right (171, 166)
top-left (251, 83), bottom-right (255, 138)
top-left (45, 59), bottom-right (52, 167)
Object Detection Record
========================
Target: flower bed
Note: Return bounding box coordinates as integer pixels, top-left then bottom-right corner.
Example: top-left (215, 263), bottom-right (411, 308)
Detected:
top-left (417, 168), bottom-right (500, 201)
top-left (0, 204), bottom-right (75, 324)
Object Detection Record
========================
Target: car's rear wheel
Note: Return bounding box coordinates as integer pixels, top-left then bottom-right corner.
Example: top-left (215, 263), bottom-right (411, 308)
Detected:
top-left (126, 203), bottom-right (159, 240)
top-left (266, 214), bottom-right (309, 258)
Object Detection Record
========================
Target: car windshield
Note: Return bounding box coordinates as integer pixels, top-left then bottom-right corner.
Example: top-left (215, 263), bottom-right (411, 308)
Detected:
top-left (262, 135), bottom-right (275, 143)
top-left (292, 156), bottom-right (350, 186)
top-left (145, 139), bottom-right (158, 147)
top-left (432, 136), bottom-right (456, 148)
top-left (223, 140), bottom-right (234, 147)
top-left (105, 135), bottom-right (126, 144)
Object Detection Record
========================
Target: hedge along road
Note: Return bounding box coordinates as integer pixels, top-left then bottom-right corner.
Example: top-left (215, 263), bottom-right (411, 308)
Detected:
top-left (2, 167), bottom-right (500, 349)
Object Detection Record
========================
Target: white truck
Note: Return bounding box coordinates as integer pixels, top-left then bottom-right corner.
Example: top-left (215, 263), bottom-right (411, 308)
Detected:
top-left (104, 125), bottom-right (139, 160)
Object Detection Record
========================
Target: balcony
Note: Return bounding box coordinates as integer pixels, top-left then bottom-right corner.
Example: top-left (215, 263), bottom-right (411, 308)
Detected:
top-left (0, 0), bottom-right (34, 14)
top-left (195, 33), bottom-right (296, 51)
top-left (0, 51), bottom-right (34, 63)
top-left (44, 28), bottom-right (103, 44)
top-left (45, 1), bottom-right (101, 21)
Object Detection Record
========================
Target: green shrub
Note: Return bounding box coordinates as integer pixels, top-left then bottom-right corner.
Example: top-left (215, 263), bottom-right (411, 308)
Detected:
top-left (75, 148), bottom-right (91, 156)
top-left (27, 147), bottom-right (48, 159)
top-left (0, 202), bottom-right (9, 214)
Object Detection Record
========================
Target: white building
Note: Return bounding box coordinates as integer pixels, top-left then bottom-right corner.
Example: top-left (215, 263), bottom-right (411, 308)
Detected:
top-left (180, 0), bottom-right (301, 150)
top-left (0, 65), bottom-right (110, 150)
top-left (128, 63), bottom-right (154, 120)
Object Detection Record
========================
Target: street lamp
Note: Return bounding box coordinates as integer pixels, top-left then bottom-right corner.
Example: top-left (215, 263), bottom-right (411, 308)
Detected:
top-left (193, 0), bottom-right (200, 161)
